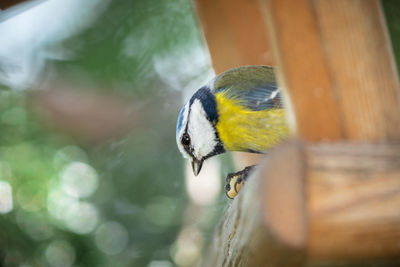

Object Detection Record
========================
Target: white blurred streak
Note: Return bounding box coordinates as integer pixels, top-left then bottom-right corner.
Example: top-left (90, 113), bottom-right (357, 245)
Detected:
top-left (153, 45), bottom-right (214, 98)
top-left (0, 0), bottom-right (110, 89)
top-left (185, 158), bottom-right (221, 206)
top-left (0, 180), bottom-right (13, 213)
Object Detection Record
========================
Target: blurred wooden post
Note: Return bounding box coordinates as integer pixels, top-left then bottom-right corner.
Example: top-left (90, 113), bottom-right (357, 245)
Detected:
top-left (197, 0), bottom-right (400, 266)
top-left (195, 0), bottom-right (274, 72)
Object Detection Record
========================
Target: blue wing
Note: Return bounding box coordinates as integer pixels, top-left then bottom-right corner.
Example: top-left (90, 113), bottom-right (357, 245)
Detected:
top-left (212, 66), bottom-right (282, 111)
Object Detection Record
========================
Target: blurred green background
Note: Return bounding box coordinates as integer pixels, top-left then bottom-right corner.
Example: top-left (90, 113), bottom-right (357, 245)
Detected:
top-left (0, 0), bottom-right (225, 266)
top-left (0, 0), bottom-right (400, 267)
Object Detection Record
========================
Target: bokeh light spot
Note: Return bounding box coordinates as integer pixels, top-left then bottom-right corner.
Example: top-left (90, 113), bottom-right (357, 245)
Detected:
top-left (45, 240), bottom-right (76, 267)
top-left (16, 211), bottom-right (54, 241)
top-left (186, 158), bottom-right (221, 205)
top-left (147, 260), bottom-right (174, 267)
top-left (95, 221), bottom-right (129, 255)
top-left (47, 187), bottom-right (78, 221)
top-left (60, 161), bottom-right (98, 198)
top-left (174, 226), bottom-right (202, 267)
top-left (0, 180), bottom-right (13, 213)
top-left (64, 201), bottom-right (99, 234)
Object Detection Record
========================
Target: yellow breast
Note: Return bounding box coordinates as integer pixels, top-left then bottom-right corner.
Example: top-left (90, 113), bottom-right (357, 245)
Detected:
top-left (215, 92), bottom-right (288, 152)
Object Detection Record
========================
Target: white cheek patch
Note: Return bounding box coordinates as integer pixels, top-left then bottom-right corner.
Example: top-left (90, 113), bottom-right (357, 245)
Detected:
top-left (188, 99), bottom-right (217, 159)
top-left (176, 102), bottom-right (190, 159)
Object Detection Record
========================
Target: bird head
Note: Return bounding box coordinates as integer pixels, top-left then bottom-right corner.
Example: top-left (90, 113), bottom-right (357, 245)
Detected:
top-left (176, 86), bottom-right (225, 176)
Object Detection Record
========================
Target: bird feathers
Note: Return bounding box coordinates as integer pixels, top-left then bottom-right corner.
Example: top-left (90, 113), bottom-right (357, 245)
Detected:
top-left (215, 92), bottom-right (287, 152)
top-left (210, 66), bottom-right (288, 152)
top-left (212, 66), bottom-right (281, 111)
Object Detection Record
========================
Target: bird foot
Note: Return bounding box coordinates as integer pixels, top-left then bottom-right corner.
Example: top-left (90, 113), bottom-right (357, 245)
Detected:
top-left (225, 165), bottom-right (256, 199)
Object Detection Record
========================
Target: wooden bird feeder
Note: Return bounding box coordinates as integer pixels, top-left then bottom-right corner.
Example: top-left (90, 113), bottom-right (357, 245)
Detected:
top-left (195, 0), bottom-right (400, 265)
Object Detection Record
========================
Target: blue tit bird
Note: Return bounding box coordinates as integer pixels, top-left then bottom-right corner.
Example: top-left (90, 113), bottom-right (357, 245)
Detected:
top-left (176, 65), bottom-right (289, 198)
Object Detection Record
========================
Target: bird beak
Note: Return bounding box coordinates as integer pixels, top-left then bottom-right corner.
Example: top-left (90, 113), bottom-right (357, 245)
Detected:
top-left (191, 158), bottom-right (203, 176)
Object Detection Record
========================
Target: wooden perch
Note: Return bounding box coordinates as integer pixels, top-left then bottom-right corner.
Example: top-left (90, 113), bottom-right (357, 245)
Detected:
top-left (202, 141), bottom-right (400, 266)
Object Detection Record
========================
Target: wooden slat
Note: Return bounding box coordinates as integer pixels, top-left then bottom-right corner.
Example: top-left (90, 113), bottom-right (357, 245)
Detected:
top-left (195, 0), bottom-right (273, 74)
top-left (261, 0), bottom-right (343, 140)
top-left (314, 0), bottom-right (400, 141)
top-left (261, 0), bottom-right (400, 142)
top-left (306, 143), bottom-right (400, 260)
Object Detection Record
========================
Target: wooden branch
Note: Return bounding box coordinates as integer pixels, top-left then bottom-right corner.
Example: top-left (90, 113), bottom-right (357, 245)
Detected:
top-left (202, 142), bottom-right (400, 266)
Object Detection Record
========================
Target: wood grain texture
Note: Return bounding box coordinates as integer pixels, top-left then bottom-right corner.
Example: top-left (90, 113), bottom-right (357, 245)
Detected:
top-left (196, 0), bottom-right (400, 265)
top-left (261, 0), bottom-right (343, 141)
top-left (314, 0), bottom-right (400, 141)
top-left (201, 142), bottom-right (400, 266)
top-left (261, 0), bottom-right (400, 142)
top-left (306, 143), bottom-right (400, 261)
top-left (201, 142), bottom-right (306, 267)
top-left (262, 141), bottom-right (307, 248)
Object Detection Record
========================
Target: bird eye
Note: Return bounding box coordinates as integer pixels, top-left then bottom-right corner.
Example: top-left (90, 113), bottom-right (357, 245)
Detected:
top-left (181, 133), bottom-right (191, 146)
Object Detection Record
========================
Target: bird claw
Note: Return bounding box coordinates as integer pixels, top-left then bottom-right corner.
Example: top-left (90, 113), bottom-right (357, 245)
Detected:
top-left (225, 165), bottom-right (255, 199)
